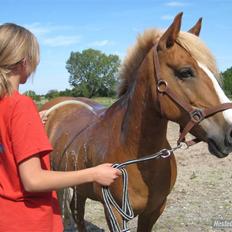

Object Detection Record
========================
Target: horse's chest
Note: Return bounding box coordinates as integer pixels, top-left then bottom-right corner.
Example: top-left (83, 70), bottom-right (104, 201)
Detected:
top-left (127, 156), bottom-right (177, 212)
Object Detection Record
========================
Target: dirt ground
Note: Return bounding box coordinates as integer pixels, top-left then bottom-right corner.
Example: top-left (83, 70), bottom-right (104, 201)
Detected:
top-left (64, 122), bottom-right (232, 232)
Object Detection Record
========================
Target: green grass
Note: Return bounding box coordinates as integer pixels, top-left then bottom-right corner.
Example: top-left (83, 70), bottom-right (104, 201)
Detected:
top-left (35, 96), bottom-right (49, 109)
top-left (36, 96), bottom-right (117, 109)
top-left (92, 97), bottom-right (117, 107)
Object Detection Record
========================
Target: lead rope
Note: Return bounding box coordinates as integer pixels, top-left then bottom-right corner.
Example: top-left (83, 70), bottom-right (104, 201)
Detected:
top-left (102, 144), bottom-right (182, 232)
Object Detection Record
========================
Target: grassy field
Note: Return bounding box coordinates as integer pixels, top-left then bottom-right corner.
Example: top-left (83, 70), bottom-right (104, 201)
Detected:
top-left (92, 97), bottom-right (116, 107)
top-left (37, 96), bottom-right (116, 109)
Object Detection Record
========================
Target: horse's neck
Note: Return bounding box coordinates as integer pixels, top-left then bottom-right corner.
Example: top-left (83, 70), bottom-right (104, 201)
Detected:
top-left (119, 54), bottom-right (168, 157)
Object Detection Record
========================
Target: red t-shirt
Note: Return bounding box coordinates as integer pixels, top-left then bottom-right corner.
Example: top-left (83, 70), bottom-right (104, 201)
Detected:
top-left (0, 91), bottom-right (63, 232)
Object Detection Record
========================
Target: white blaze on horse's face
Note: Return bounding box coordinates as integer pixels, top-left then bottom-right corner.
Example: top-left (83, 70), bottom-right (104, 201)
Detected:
top-left (198, 62), bottom-right (232, 124)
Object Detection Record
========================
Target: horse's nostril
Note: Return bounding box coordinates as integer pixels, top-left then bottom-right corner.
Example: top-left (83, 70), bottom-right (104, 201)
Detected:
top-left (225, 126), bottom-right (232, 146)
top-left (230, 130), bottom-right (232, 138)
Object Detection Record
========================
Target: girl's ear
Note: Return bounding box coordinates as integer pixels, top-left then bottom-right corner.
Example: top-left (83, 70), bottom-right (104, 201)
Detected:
top-left (22, 58), bottom-right (27, 66)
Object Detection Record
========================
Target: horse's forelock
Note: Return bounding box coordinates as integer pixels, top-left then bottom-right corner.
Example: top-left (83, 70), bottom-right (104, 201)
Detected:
top-left (177, 32), bottom-right (219, 78)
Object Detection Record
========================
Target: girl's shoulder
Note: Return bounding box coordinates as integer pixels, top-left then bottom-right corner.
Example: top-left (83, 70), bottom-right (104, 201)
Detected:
top-left (6, 91), bottom-right (35, 106)
top-left (11, 90), bottom-right (33, 101)
top-left (1, 91), bottom-right (37, 116)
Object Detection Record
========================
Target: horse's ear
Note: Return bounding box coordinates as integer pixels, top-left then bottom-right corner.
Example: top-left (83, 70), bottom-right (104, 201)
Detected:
top-left (188, 17), bottom-right (202, 36)
top-left (158, 12), bottom-right (183, 51)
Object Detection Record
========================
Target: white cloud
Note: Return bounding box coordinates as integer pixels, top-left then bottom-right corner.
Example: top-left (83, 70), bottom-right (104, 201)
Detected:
top-left (23, 23), bottom-right (81, 47)
top-left (25, 23), bottom-right (73, 36)
top-left (165, 1), bottom-right (186, 7)
top-left (43, 35), bottom-right (81, 47)
top-left (161, 15), bottom-right (174, 20)
top-left (25, 23), bottom-right (51, 36)
top-left (89, 40), bottom-right (114, 47)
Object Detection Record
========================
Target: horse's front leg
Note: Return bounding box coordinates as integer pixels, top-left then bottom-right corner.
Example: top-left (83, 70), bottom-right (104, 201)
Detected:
top-left (137, 198), bottom-right (167, 232)
top-left (70, 190), bottom-right (87, 232)
top-left (103, 204), bottom-right (124, 232)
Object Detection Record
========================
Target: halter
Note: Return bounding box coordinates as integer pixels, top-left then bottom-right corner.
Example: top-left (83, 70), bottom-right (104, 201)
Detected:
top-left (153, 43), bottom-right (232, 146)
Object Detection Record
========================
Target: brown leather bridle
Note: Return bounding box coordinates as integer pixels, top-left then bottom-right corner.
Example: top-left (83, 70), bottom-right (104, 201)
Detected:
top-left (153, 44), bottom-right (232, 146)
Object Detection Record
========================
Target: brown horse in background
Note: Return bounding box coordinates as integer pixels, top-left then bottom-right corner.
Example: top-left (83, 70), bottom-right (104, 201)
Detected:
top-left (41, 13), bottom-right (232, 231)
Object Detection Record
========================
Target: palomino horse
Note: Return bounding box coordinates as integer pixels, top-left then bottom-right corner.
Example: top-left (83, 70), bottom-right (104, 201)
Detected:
top-left (41, 13), bottom-right (232, 231)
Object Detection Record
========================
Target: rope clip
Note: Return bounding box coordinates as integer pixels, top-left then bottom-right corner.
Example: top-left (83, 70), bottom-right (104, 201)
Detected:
top-left (160, 149), bottom-right (172, 158)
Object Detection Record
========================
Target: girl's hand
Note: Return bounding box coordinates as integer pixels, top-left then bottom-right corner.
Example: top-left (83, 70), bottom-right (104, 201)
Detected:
top-left (39, 110), bottom-right (48, 125)
top-left (92, 163), bottom-right (121, 186)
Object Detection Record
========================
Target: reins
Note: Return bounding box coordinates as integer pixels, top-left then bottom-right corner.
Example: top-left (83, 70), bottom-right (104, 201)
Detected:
top-left (102, 144), bottom-right (182, 232)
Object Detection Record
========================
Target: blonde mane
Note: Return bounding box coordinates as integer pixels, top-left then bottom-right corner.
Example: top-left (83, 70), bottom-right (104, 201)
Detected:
top-left (118, 29), bottom-right (219, 97)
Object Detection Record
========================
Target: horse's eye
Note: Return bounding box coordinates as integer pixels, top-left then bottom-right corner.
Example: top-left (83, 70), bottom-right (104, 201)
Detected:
top-left (175, 68), bottom-right (194, 79)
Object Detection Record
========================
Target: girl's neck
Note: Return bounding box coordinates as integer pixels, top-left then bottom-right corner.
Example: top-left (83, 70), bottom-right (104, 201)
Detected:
top-left (8, 74), bottom-right (21, 91)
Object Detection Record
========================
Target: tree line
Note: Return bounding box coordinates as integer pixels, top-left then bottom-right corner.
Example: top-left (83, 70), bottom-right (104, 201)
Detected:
top-left (222, 67), bottom-right (232, 97)
top-left (24, 48), bottom-right (232, 101)
top-left (24, 48), bottom-right (121, 101)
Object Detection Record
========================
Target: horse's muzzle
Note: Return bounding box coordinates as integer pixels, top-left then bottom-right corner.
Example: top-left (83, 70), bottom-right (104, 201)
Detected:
top-left (207, 125), bottom-right (232, 158)
top-left (208, 138), bottom-right (229, 158)
top-left (225, 125), bottom-right (232, 147)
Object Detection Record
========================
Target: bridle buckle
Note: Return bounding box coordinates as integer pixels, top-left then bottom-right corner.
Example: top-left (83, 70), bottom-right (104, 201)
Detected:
top-left (157, 80), bottom-right (168, 93)
top-left (190, 109), bottom-right (204, 123)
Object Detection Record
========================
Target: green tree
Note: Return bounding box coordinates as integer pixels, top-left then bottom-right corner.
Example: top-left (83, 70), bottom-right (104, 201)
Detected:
top-left (45, 89), bottom-right (60, 100)
top-left (222, 67), bottom-right (232, 97)
top-left (24, 90), bottom-right (40, 101)
top-left (66, 49), bottom-right (120, 98)
top-left (59, 88), bottom-right (73, 97)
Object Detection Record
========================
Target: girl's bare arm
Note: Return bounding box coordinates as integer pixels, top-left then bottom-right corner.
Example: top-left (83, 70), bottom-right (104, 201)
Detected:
top-left (19, 156), bottom-right (121, 192)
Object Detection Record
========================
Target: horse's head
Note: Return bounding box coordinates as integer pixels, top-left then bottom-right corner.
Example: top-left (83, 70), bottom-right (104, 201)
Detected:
top-left (154, 12), bottom-right (232, 158)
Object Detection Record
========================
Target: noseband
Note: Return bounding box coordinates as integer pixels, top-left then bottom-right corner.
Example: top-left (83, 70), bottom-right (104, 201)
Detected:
top-left (153, 44), bottom-right (232, 146)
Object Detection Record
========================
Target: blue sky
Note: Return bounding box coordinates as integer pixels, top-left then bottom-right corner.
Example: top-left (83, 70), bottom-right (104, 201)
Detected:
top-left (1, 0), bottom-right (231, 94)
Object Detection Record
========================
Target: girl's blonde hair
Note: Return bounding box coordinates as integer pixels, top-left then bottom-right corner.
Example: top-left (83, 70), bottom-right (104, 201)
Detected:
top-left (0, 23), bottom-right (40, 98)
